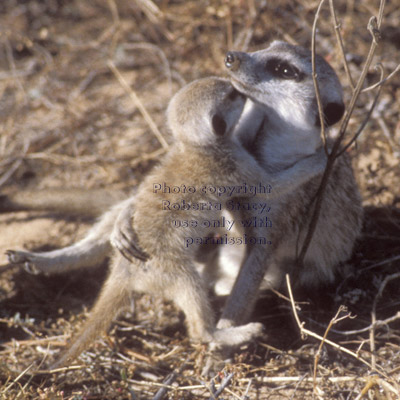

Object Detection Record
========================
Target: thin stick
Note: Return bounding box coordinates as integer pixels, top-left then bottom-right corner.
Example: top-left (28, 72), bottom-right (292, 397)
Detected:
top-left (1, 363), bottom-right (34, 394)
top-left (239, 376), bottom-right (364, 384)
top-left (369, 269), bottom-right (400, 374)
top-left (208, 372), bottom-right (235, 400)
top-left (108, 60), bottom-right (169, 150)
top-left (362, 63), bottom-right (400, 92)
top-left (372, 273), bottom-right (400, 322)
top-left (107, 0), bottom-right (120, 25)
top-left (313, 306), bottom-right (349, 393)
top-left (152, 355), bottom-right (191, 400)
top-left (370, 308), bottom-right (377, 371)
top-left (152, 371), bottom-right (179, 400)
top-left (359, 255), bottom-right (400, 273)
top-left (242, 378), bottom-right (252, 399)
top-left (337, 66), bottom-right (384, 156)
top-left (304, 311), bottom-right (400, 336)
top-left (121, 43), bottom-right (173, 95)
top-left (0, 140), bottom-right (30, 188)
top-left (354, 377), bottom-right (379, 400)
top-left (311, 0), bottom-right (328, 153)
top-left (4, 37), bottom-right (26, 97)
top-left (329, 0), bottom-right (355, 89)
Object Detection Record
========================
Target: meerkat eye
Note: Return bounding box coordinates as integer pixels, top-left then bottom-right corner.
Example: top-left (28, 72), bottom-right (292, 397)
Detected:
top-left (265, 59), bottom-right (302, 81)
top-left (227, 88), bottom-right (242, 101)
top-left (212, 114), bottom-right (227, 136)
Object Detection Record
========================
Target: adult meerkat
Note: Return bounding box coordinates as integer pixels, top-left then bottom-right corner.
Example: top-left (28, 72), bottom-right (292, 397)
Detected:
top-left (215, 40), bottom-right (363, 328)
top-left (9, 77), bottom-right (327, 367)
top-left (107, 41), bottom-right (364, 331)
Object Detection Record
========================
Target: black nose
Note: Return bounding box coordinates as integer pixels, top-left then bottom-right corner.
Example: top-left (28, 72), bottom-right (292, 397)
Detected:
top-left (225, 52), bottom-right (240, 71)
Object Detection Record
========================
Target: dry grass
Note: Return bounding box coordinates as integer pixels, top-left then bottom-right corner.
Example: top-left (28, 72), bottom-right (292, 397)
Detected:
top-left (0, 0), bottom-right (399, 399)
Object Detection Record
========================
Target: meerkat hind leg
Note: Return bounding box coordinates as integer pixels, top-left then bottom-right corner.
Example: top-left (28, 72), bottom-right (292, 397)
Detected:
top-left (6, 198), bottom-right (131, 274)
top-left (52, 255), bottom-right (132, 368)
top-left (154, 259), bottom-right (264, 349)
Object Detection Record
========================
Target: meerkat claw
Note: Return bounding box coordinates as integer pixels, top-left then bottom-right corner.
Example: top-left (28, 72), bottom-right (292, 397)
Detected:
top-left (6, 250), bottom-right (44, 274)
top-left (110, 203), bottom-right (149, 263)
top-left (6, 249), bottom-right (25, 264)
top-left (111, 225), bottom-right (149, 262)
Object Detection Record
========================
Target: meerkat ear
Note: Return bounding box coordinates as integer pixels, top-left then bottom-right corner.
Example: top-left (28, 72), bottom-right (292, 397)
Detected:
top-left (212, 114), bottom-right (227, 136)
top-left (322, 102), bottom-right (345, 126)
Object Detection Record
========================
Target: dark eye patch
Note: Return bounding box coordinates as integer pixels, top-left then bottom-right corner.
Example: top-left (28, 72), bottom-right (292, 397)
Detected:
top-left (265, 58), bottom-right (303, 81)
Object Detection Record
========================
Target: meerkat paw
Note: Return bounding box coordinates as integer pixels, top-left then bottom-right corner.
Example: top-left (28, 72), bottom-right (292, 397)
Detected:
top-left (211, 322), bottom-right (264, 349)
top-left (216, 318), bottom-right (234, 330)
top-left (6, 249), bottom-right (47, 275)
top-left (110, 217), bottom-right (149, 263)
top-left (202, 322), bottom-right (264, 376)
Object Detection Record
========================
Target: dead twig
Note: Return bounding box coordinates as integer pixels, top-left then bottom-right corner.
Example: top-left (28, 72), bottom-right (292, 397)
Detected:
top-left (312, 305), bottom-right (351, 394)
top-left (305, 311), bottom-right (400, 336)
top-left (370, 273), bottom-right (400, 370)
top-left (242, 378), bottom-right (252, 400)
top-left (337, 64), bottom-right (384, 156)
top-left (0, 363), bottom-right (34, 395)
top-left (152, 355), bottom-right (191, 400)
top-left (208, 372), bottom-right (235, 400)
top-left (120, 42), bottom-right (173, 95)
top-left (152, 371), bottom-right (179, 400)
top-left (108, 60), bottom-right (169, 150)
top-left (311, 0), bottom-right (328, 153)
top-left (362, 62), bottom-right (400, 92)
top-left (240, 376), bottom-right (364, 384)
top-left (4, 37), bottom-right (26, 98)
top-left (0, 140), bottom-right (30, 188)
top-left (329, 0), bottom-right (355, 89)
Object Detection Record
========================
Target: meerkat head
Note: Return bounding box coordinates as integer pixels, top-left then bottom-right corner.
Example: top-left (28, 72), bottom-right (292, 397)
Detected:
top-left (224, 41), bottom-right (345, 131)
top-left (166, 77), bottom-right (247, 146)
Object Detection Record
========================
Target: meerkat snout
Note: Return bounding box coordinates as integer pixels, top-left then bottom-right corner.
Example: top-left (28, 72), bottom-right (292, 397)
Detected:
top-left (225, 41), bottom-right (346, 131)
top-left (225, 52), bottom-right (241, 71)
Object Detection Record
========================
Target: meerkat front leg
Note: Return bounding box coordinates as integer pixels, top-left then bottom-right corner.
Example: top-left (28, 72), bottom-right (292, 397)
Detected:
top-left (217, 246), bottom-right (280, 329)
top-left (217, 146), bottom-right (328, 330)
top-left (110, 198), bottom-right (149, 262)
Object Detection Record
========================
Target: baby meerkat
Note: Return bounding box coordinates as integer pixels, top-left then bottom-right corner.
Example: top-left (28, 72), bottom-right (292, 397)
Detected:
top-left (10, 77), bottom-right (327, 367)
top-left (216, 40), bottom-right (363, 328)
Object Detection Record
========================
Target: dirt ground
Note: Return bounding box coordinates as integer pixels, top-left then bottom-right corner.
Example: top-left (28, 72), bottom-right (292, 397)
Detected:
top-left (0, 1), bottom-right (399, 399)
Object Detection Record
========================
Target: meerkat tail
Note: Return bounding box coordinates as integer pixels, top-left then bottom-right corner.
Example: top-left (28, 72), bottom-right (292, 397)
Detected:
top-left (0, 188), bottom-right (127, 217)
top-left (52, 258), bottom-right (132, 368)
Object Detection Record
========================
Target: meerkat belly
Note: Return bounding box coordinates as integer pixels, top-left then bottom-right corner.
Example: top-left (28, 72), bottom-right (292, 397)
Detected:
top-left (265, 156), bottom-right (362, 286)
